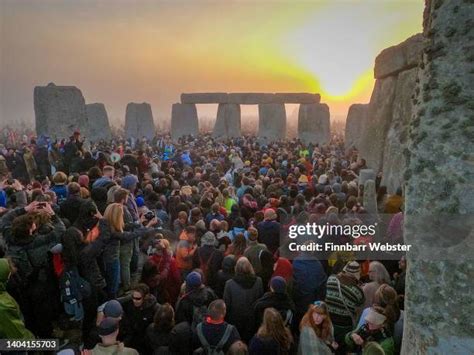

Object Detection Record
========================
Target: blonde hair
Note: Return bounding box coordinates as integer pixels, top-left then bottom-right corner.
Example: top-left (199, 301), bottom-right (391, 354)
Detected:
top-left (103, 203), bottom-right (124, 232)
top-left (369, 261), bottom-right (391, 284)
top-left (235, 257), bottom-right (255, 276)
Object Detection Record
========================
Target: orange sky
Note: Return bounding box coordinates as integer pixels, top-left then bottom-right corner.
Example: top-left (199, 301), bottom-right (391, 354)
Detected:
top-left (0, 0), bottom-right (423, 128)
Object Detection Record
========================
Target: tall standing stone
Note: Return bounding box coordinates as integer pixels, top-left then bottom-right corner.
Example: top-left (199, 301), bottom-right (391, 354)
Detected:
top-left (171, 103), bottom-right (199, 141)
top-left (358, 77), bottom-right (397, 172)
top-left (34, 83), bottom-right (88, 139)
top-left (124, 103), bottom-right (155, 140)
top-left (258, 103), bottom-right (286, 141)
top-left (363, 179), bottom-right (377, 214)
top-left (402, 0), bottom-right (474, 353)
top-left (345, 104), bottom-right (369, 151)
top-left (86, 103), bottom-right (112, 142)
top-left (297, 103), bottom-right (331, 145)
top-left (381, 68), bottom-right (418, 194)
top-left (213, 103), bottom-right (241, 139)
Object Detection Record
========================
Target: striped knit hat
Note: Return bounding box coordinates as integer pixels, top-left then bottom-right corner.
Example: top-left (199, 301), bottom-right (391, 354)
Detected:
top-left (343, 261), bottom-right (361, 280)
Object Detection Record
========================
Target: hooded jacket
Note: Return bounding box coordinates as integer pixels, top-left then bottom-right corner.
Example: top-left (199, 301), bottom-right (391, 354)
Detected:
top-left (175, 286), bottom-right (217, 324)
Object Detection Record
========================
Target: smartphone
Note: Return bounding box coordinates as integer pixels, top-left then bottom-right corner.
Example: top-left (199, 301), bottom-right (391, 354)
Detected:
top-left (37, 202), bottom-right (46, 209)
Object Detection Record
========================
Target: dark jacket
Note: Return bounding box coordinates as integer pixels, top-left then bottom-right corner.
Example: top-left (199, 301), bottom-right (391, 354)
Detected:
top-left (223, 275), bottom-right (264, 342)
top-left (292, 256), bottom-right (327, 315)
top-left (215, 256), bottom-right (236, 298)
top-left (257, 220), bottom-right (281, 254)
top-left (175, 286), bottom-right (217, 325)
top-left (193, 320), bottom-right (241, 354)
top-left (121, 294), bottom-right (160, 354)
top-left (60, 194), bottom-right (85, 225)
top-left (254, 291), bottom-right (296, 328)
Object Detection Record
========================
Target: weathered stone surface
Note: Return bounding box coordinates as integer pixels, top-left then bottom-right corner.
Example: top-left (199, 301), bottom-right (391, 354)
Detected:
top-left (358, 76), bottom-right (397, 172)
top-left (181, 93), bottom-right (228, 104)
top-left (124, 103), bottom-right (155, 140)
top-left (358, 169), bottom-right (375, 186)
top-left (381, 68), bottom-right (418, 194)
top-left (363, 179), bottom-right (377, 214)
top-left (273, 93), bottom-right (321, 104)
top-left (171, 103), bottom-right (199, 140)
top-left (297, 103), bottom-right (330, 145)
top-left (85, 103), bottom-right (112, 141)
top-left (345, 104), bottom-right (369, 150)
top-left (34, 83), bottom-right (88, 139)
top-left (374, 33), bottom-right (424, 79)
top-left (228, 93), bottom-right (275, 105)
top-left (212, 104), bottom-right (241, 139)
top-left (258, 103), bottom-right (286, 141)
top-left (402, 0), bottom-right (474, 353)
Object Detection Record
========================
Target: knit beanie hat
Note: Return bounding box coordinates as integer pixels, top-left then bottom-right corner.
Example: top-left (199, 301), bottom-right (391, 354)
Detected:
top-left (186, 271), bottom-right (202, 290)
top-left (78, 175), bottom-right (90, 188)
top-left (270, 276), bottom-right (287, 294)
top-left (343, 261), bottom-right (361, 280)
top-left (135, 196), bottom-right (145, 207)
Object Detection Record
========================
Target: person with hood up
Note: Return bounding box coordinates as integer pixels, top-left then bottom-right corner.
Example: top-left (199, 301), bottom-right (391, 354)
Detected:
top-left (175, 271), bottom-right (217, 326)
top-left (215, 255), bottom-right (236, 298)
top-left (121, 283), bottom-right (160, 354)
top-left (0, 258), bottom-right (35, 339)
top-left (223, 257), bottom-right (263, 342)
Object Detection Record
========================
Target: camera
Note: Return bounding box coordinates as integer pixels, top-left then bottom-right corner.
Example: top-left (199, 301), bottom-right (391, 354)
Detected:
top-left (355, 324), bottom-right (371, 341)
top-left (144, 211), bottom-right (155, 221)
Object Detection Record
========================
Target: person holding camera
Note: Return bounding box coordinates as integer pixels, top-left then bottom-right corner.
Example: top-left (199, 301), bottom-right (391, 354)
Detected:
top-left (345, 306), bottom-right (395, 355)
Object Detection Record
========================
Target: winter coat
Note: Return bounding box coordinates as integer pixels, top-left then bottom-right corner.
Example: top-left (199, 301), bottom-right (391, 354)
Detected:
top-left (215, 256), bottom-right (236, 298)
top-left (60, 194), bottom-right (85, 225)
top-left (223, 274), bottom-right (263, 342)
top-left (257, 220), bottom-right (281, 254)
top-left (121, 294), bottom-right (160, 354)
top-left (192, 245), bottom-right (223, 289)
top-left (175, 286), bottom-right (217, 325)
top-left (148, 253), bottom-right (181, 305)
top-left (254, 291), bottom-right (296, 327)
top-left (243, 241), bottom-right (268, 274)
top-left (292, 256), bottom-right (327, 315)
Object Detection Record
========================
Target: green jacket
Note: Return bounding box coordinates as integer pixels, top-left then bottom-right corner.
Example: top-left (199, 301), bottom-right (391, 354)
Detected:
top-left (345, 325), bottom-right (394, 355)
top-left (0, 258), bottom-right (35, 339)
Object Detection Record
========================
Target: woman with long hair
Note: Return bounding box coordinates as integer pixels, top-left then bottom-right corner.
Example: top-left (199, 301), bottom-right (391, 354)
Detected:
top-left (146, 303), bottom-right (175, 353)
top-left (362, 261), bottom-right (391, 308)
top-left (226, 233), bottom-right (247, 259)
top-left (103, 202), bottom-right (156, 299)
top-left (298, 301), bottom-right (338, 355)
top-left (249, 307), bottom-right (293, 355)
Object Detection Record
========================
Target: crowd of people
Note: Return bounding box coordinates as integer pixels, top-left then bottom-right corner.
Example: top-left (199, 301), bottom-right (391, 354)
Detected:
top-left (0, 130), bottom-right (406, 354)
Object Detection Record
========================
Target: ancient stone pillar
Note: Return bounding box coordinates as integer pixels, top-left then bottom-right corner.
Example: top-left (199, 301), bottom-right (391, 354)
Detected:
top-left (363, 179), bottom-right (377, 214)
top-left (297, 103), bottom-right (331, 145)
top-left (171, 103), bottom-right (199, 141)
top-left (34, 83), bottom-right (88, 139)
top-left (345, 104), bottom-right (369, 151)
top-left (358, 169), bottom-right (376, 186)
top-left (402, 0), bottom-right (474, 353)
top-left (86, 103), bottom-right (112, 142)
top-left (212, 103), bottom-right (241, 139)
top-left (258, 103), bottom-right (286, 141)
top-left (124, 102), bottom-right (155, 140)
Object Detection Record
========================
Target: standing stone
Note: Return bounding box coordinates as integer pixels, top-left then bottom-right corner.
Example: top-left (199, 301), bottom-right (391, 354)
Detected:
top-left (381, 68), bottom-right (418, 194)
top-left (363, 179), bottom-right (377, 214)
top-left (358, 76), bottom-right (397, 172)
top-left (358, 169), bottom-right (376, 187)
top-left (171, 103), bottom-right (199, 141)
top-left (124, 103), bottom-right (155, 140)
top-left (297, 103), bottom-right (330, 145)
top-left (34, 83), bottom-right (88, 139)
top-left (213, 104), bottom-right (241, 139)
top-left (345, 104), bottom-right (369, 151)
top-left (402, 0), bottom-right (474, 353)
top-left (258, 103), bottom-right (286, 141)
top-left (85, 103), bottom-right (112, 142)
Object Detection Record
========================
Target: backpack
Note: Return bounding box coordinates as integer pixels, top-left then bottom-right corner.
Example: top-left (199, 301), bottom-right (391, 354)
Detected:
top-left (195, 323), bottom-right (233, 355)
